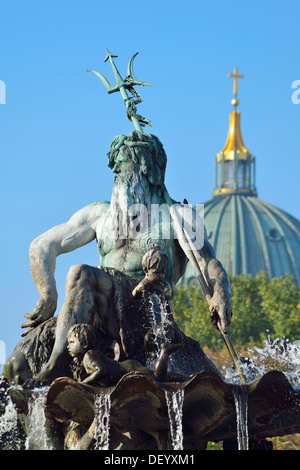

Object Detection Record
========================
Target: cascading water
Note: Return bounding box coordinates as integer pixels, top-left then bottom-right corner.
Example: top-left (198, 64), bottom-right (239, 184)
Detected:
top-left (93, 392), bottom-right (112, 450)
top-left (144, 293), bottom-right (161, 368)
top-left (25, 388), bottom-right (52, 450)
top-left (145, 293), bottom-right (186, 449)
top-left (144, 292), bottom-right (176, 371)
top-left (144, 293), bottom-right (171, 368)
top-left (164, 389), bottom-right (184, 450)
top-left (0, 378), bottom-right (23, 450)
top-left (223, 333), bottom-right (300, 450)
top-left (231, 386), bottom-right (249, 450)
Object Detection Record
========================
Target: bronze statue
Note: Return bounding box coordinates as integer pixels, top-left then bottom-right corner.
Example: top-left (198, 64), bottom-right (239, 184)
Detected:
top-left (13, 130), bottom-right (231, 384)
top-left (2, 50), bottom-right (300, 452)
top-left (66, 322), bottom-right (181, 385)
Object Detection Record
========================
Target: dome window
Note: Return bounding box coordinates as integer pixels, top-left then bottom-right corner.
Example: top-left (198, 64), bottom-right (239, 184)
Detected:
top-left (267, 228), bottom-right (282, 242)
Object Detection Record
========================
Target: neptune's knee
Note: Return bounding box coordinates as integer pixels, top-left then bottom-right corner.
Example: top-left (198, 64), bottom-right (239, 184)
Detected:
top-left (66, 264), bottom-right (96, 292)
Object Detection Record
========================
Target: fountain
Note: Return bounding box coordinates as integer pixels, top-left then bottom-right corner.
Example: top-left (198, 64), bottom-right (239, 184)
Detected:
top-left (165, 389), bottom-right (185, 450)
top-left (232, 386), bottom-right (249, 450)
top-left (0, 377), bottom-right (23, 450)
top-left (1, 48), bottom-right (300, 451)
top-left (93, 392), bottom-right (112, 450)
top-left (24, 388), bottom-right (51, 450)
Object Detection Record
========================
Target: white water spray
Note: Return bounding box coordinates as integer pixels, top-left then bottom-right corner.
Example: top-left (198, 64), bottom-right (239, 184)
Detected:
top-left (25, 388), bottom-right (51, 450)
top-left (223, 334), bottom-right (300, 450)
top-left (93, 393), bottom-right (112, 450)
top-left (145, 293), bottom-right (176, 372)
top-left (232, 386), bottom-right (249, 450)
top-left (224, 335), bottom-right (300, 386)
top-left (0, 379), bottom-right (21, 449)
top-left (250, 336), bottom-right (300, 386)
top-left (165, 389), bottom-right (184, 450)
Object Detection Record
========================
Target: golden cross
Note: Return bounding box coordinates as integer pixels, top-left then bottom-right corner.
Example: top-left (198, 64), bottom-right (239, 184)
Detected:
top-left (228, 67), bottom-right (244, 96)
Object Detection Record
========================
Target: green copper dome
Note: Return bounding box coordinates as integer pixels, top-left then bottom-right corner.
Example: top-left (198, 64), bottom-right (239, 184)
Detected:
top-left (182, 68), bottom-right (300, 285)
top-left (183, 194), bottom-right (300, 285)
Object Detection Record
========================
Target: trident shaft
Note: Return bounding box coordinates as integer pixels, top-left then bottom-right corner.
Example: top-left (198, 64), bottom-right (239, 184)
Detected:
top-left (162, 186), bottom-right (247, 384)
top-left (87, 48), bottom-right (151, 133)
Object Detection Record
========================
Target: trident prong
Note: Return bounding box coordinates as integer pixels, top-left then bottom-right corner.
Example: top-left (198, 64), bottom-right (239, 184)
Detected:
top-left (87, 48), bottom-right (151, 133)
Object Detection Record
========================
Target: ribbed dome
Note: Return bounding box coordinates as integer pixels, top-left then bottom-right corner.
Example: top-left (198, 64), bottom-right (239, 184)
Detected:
top-left (183, 194), bottom-right (300, 284)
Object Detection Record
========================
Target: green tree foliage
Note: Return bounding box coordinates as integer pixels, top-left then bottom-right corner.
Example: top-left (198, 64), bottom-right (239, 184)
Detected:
top-left (173, 272), bottom-right (300, 349)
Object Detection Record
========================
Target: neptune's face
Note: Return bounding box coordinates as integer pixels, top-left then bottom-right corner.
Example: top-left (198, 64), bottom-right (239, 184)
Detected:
top-left (107, 131), bottom-right (167, 187)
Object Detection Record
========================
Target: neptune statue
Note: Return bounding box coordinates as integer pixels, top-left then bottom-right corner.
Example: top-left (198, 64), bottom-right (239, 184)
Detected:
top-left (5, 49), bottom-right (232, 386)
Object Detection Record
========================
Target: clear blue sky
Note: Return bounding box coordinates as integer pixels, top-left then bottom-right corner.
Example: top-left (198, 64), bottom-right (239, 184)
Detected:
top-left (1, 0), bottom-right (299, 357)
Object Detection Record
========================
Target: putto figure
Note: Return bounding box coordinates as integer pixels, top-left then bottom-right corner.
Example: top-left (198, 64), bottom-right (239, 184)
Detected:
top-left (66, 322), bottom-right (181, 385)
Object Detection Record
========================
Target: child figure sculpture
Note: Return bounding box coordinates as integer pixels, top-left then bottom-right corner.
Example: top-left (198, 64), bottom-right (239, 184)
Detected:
top-left (67, 323), bottom-right (181, 385)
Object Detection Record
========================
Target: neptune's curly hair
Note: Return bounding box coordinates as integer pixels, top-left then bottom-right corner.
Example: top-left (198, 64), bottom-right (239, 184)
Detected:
top-left (107, 131), bottom-right (167, 187)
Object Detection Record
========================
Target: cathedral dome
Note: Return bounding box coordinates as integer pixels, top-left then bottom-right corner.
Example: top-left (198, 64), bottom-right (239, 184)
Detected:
top-left (183, 68), bottom-right (300, 285)
top-left (183, 194), bottom-right (300, 284)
